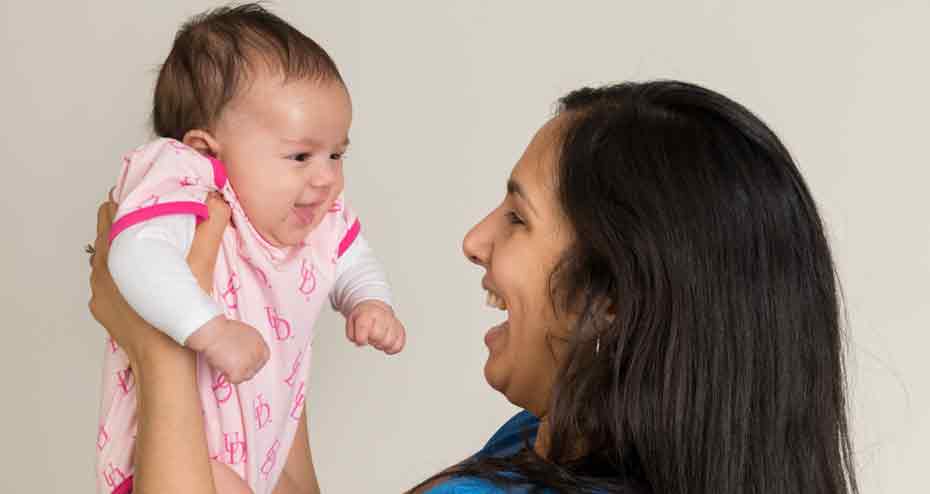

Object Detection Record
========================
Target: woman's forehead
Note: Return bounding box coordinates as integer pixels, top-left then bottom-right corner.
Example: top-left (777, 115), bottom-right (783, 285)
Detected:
top-left (509, 114), bottom-right (575, 243)
top-left (510, 117), bottom-right (563, 203)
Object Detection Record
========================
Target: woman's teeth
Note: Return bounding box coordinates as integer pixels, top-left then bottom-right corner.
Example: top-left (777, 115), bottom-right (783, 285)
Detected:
top-left (485, 290), bottom-right (507, 310)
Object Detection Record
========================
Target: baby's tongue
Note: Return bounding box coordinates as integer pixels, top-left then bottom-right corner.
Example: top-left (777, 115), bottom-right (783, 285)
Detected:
top-left (293, 205), bottom-right (315, 225)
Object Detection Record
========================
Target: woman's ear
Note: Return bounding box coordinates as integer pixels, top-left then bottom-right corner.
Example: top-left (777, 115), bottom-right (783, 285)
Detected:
top-left (182, 129), bottom-right (222, 158)
top-left (596, 297), bottom-right (616, 326)
top-left (605, 302), bottom-right (616, 323)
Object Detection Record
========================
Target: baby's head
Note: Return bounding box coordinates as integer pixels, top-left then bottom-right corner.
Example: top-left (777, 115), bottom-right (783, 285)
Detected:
top-left (153, 3), bottom-right (351, 247)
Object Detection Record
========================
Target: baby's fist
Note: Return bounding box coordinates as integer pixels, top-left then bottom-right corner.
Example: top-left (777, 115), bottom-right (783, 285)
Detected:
top-left (187, 316), bottom-right (270, 384)
top-left (346, 301), bottom-right (406, 355)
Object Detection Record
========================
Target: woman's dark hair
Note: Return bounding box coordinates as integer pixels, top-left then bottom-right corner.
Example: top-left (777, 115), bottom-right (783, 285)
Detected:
top-left (412, 81), bottom-right (857, 493)
top-left (152, 2), bottom-right (343, 140)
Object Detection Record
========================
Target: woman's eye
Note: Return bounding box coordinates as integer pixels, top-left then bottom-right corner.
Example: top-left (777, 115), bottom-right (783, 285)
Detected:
top-left (506, 211), bottom-right (524, 225)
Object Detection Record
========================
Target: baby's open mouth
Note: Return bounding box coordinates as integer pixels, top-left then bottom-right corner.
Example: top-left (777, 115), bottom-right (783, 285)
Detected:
top-left (292, 203), bottom-right (320, 225)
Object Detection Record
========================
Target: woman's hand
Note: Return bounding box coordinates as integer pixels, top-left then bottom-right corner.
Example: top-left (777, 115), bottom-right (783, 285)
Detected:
top-left (88, 192), bottom-right (231, 365)
top-left (87, 197), bottom-right (157, 364)
top-left (88, 191), bottom-right (232, 494)
top-left (186, 192), bottom-right (232, 292)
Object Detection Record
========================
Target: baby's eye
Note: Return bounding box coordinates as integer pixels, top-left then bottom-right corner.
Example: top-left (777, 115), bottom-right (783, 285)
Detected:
top-left (330, 152), bottom-right (345, 160)
top-left (289, 152), bottom-right (311, 162)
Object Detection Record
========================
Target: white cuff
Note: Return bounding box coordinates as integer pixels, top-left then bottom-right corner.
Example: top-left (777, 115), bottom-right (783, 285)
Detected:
top-left (329, 234), bottom-right (393, 317)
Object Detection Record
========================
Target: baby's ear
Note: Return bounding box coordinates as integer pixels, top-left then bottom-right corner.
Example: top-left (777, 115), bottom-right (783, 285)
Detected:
top-left (182, 129), bottom-right (221, 158)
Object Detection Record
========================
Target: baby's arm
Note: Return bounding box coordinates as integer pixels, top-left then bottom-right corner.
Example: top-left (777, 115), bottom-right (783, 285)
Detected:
top-left (330, 234), bottom-right (393, 315)
top-left (330, 235), bottom-right (405, 354)
top-left (108, 215), bottom-right (220, 343)
top-left (108, 215), bottom-right (269, 382)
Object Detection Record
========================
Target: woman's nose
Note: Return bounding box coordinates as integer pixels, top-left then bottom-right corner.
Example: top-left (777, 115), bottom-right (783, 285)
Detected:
top-left (463, 212), bottom-right (493, 267)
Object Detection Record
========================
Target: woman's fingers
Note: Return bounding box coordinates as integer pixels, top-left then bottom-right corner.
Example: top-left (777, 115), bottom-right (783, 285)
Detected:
top-left (96, 200), bottom-right (113, 235)
top-left (88, 196), bottom-right (166, 363)
top-left (88, 199), bottom-right (135, 353)
top-left (188, 193), bottom-right (231, 292)
top-left (199, 192), bottom-right (232, 241)
top-left (89, 200), bottom-right (116, 303)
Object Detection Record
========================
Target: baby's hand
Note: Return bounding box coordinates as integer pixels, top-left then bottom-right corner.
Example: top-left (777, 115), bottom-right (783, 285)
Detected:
top-left (346, 301), bottom-right (406, 355)
top-left (187, 316), bottom-right (270, 384)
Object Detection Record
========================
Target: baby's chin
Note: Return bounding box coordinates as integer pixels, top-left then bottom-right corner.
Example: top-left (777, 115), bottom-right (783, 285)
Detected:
top-left (253, 223), bottom-right (314, 248)
top-left (279, 223), bottom-right (321, 247)
top-left (254, 208), bottom-right (326, 247)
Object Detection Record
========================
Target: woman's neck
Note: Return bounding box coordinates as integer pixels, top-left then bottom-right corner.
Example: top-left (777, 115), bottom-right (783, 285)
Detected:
top-left (534, 416), bottom-right (552, 458)
top-left (534, 414), bottom-right (589, 460)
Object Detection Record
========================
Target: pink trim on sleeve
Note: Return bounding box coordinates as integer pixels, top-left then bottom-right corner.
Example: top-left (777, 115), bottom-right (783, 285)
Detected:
top-left (337, 218), bottom-right (361, 258)
top-left (111, 475), bottom-right (133, 494)
top-left (108, 201), bottom-right (209, 244)
top-left (208, 156), bottom-right (228, 189)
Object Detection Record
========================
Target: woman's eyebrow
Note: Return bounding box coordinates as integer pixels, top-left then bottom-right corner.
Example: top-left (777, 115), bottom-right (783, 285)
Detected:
top-left (507, 178), bottom-right (537, 215)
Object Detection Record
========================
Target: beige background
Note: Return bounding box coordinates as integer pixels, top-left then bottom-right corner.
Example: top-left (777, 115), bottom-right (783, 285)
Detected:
top-left (1, 1), bottom-right (928, 492)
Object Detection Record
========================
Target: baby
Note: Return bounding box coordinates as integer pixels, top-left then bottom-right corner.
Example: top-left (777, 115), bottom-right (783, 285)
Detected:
top-left (95, 5), bottom-right (405, 494)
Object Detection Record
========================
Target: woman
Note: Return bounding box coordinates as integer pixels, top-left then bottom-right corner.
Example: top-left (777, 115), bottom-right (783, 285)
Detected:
top-left (89, 81), bottom-right (859, 493)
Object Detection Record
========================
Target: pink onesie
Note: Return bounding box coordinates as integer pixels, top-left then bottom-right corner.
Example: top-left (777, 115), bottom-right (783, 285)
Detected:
top-left (96, 139), bottom-right (361, 494)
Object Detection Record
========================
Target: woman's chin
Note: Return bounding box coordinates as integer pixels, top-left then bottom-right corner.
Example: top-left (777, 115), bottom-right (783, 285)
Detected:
top-left (483, 359), bottom-right (507, 394)
top-left (483, 321), bottom-right (510, 392)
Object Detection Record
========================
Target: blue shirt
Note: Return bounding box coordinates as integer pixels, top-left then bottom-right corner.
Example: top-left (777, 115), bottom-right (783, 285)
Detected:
top-left (424, 411), bottom-right (542, 493)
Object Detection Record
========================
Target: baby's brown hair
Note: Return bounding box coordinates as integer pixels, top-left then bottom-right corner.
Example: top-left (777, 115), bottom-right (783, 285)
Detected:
top-left (153, 3), bottom-right (343, 140)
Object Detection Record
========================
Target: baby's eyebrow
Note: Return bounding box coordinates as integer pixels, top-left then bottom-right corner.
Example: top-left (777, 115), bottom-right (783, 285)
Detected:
top-left (281, 137), bottom-right (351, 148)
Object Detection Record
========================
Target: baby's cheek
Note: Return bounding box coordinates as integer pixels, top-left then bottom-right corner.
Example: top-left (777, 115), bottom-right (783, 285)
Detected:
top-left (330, 177), bottom-right (345, 201)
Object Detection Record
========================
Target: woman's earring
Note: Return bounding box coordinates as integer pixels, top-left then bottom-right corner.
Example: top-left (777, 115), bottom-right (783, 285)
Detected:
top-left (595, 337), bottom-right (601, 355)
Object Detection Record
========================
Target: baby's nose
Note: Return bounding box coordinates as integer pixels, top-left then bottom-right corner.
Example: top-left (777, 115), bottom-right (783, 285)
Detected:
top-left (308, 161), bottom-right (338, 187)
